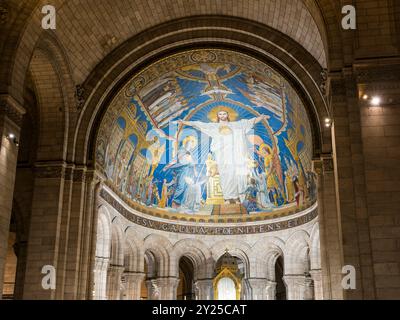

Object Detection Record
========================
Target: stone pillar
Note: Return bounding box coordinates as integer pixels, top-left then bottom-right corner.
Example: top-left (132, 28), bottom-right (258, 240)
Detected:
top-left (146, 280), bottom-right (159, 300)
top-left (93, 257), bottom-right (109, 300)
top-left (80, 177), bottom-right (102, 300)
top-left (310, 269), bottom-right (323, 300)
top-left (265, 280), bottom-right (277, 300)
top-left (146, 277), bottom-right (180, 300)
top-left (62, 167), bottom-right (87, 300)
top-left (23, 162), bottom-right (67, 299)
top-left (313, 158), bottom-right (344, 300)
top-left (157, 277), bottom-right (180, 300)
top-left (13, 241), bottom-right (28, 300)
top-left (304, 274), bottom-right (314, 300)
top-left (124, 272), bottom-right (145, 300)
top-left (106, 265), bottom-right (124, 300)
top-left (0, 95), bottom-right (24, 299)
top-left (283, 275), bottom-right (308, 300)
top-left (194, 279), bottom-right (213, 300)
top-left (247, 278), bottom-right (269, 300)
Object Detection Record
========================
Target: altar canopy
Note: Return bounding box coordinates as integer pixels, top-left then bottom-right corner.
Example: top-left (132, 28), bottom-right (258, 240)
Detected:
top-left (216, 277), bottom-right (237, 300)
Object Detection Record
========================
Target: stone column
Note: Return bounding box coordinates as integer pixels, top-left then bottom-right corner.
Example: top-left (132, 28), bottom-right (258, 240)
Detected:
top-left (310, 269), bottom-right (323, 300)
top-left (146, 277), bottom-right (180, 300)
top-left (156, 277), bottom-right (180, 300)
top-left (93, 257), bottom-right (109, 300)
top-left (62, 167), bottom-right (87, 300)
top-left (283, 275), bottom-right (307, 300)
top-left (23, 162), bottom-right (67, 299)
top-left (194, 279), bottom-right (214, 300)
top-left (146, 280), bottom-right (157, 300)
top-left (106, 265), bottom-right (124, 300)
top-left (265, 280), bottom-right (277, 300)
top-left (0, 95), bottom-right (24, 299)
top-left (13, 241), bottom-right (28, 300)
top-left (80, 177), bottom-right (102, 300)
top-left (124, 272), bottom-right (145, 300)
top-left (247, 278), bottom-right (269, 300)
top-left (313, 157), bottom-right (344, 300)
top-left (304, 274), bottom-right (315, 300)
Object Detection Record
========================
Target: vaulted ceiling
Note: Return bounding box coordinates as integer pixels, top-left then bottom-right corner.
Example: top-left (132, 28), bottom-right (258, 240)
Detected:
top-left (1, 0), bottom-right (329, 87)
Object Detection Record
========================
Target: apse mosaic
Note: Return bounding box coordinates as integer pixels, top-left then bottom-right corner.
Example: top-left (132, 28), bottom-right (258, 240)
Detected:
top-left (96, 49), bottom-right (317, 216)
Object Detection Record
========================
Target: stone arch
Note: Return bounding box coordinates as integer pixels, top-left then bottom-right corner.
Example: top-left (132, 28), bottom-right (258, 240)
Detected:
top-left (124, 227), bottom-right (145, 273)
top-left (1, 0), bottom-right (332, 107)
top-left (93, 205), bottom-right (112, 300)
top-left (95, 205), bottom-right (112, 259)
top-left (143, 234), bottom-right (173, 277)
top-left (310, 223), bottom-right (321, 271)
top-left (171, 239), bottom-right (214, 280)
top-left (284, 230), bottom-right (311, 275)
top-left (75, 16), bottom-right (332, 168)
top-left (211, 239), bottom-right (252, 278)
top-left (144, 251), bottom-right (158, 280)
top-left (109, 218), bottom-right (125, 267)
top-left (28, 32), bottom-right (74, 162)
top-left (251, 237), bottom-right (285, 280)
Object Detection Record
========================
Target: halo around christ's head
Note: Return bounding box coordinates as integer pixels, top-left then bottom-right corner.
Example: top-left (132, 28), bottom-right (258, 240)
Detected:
top-left (207, 106), bottom-right (239, 122)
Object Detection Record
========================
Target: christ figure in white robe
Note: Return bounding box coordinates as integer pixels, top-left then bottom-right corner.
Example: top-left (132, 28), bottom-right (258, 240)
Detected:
top-left (179, 110), bottom-right (268, 204)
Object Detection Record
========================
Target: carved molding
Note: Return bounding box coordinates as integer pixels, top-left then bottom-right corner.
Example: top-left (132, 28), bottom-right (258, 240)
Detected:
top-left (34, 164), bottom-right (66, 179)
top-left (100, 188), bottom-right (318, 235)
top-left (75, 84), bottom-right (85, 110)
top-left (319, 69), bottom-right (328, 97)
top-left (321, 154), bottom-right (334, 173)
top-left (0, 94), bottom-right (26, 127)
top-left (64, 167), bottom-right (74, 181)
top-left (73, 169), bottom-right (86, 183)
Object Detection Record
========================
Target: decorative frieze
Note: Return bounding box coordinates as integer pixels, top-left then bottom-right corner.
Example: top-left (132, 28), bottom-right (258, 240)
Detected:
top-left (100, 188), bottom-right (318, 235)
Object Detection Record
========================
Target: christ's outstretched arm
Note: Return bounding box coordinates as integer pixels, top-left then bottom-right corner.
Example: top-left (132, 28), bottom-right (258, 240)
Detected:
top-left (254, 114), bottom-right (270, 124)
top-left (178, 119), bottom-right (200, 129)
top-left (177, 119), bottom-right (213, 136)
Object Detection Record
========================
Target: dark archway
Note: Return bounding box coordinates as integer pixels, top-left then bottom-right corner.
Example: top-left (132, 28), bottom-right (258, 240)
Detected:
top-left (178, 256), bottom-right (195, 300)
top-left (275, 256), bottom-right (286, 300)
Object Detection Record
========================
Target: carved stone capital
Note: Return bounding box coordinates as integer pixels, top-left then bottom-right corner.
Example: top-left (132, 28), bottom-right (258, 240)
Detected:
top-left (73, 167), bottom-right (87, 183)
top-left (34, 162), bottom-right (66, 179)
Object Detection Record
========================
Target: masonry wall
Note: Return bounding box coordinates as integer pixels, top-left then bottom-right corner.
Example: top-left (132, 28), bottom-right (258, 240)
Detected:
top-left (360, 78), bottom-right (400, 300)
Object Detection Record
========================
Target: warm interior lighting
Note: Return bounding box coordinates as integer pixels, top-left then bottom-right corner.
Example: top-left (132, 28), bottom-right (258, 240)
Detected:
top-left (362, 94), bottom-right (369, 100)
top-left (371, 96), bottom-right (381, 106)
top-left (6, 133), bottom-right (19, 146)
top-left (324, 118), bottom-right (331, 128)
